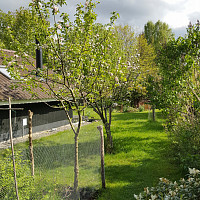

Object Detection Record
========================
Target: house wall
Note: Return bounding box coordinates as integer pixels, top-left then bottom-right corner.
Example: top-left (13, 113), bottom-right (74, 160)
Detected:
top-left (0, 101), bottom-right (73, 142)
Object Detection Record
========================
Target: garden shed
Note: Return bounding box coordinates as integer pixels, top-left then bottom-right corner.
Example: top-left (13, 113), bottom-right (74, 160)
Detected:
top-left (0, 49), bottom-right (73, 142)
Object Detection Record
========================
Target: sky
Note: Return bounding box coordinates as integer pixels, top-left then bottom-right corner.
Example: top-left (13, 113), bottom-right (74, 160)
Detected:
top-left (0, 0), bottom-right (200, 37)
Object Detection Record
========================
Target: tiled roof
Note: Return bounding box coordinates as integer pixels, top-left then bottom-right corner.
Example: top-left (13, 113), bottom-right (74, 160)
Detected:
top-left (0, 49), bottom-right (55, 105)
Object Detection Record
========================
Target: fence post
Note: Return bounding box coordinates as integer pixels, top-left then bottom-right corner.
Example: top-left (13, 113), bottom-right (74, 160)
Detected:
top-left (9, 97), bottom-right (19, 200)
top-left (97, 125), bottom-right (106, 189)
top-left (28, 110), bottom-right (34, 176)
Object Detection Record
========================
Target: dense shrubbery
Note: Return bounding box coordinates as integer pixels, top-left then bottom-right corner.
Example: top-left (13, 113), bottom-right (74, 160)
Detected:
top-left (0, 150), bottom-right (64, 199)
top-left (167, 115), bottom-right (200, 170)
top-left (147, 21), bottom-right (200, 171)
top-left (0, 150), bottom-right (34, 199)
top-left (134, 168), bottom-right (200, 200)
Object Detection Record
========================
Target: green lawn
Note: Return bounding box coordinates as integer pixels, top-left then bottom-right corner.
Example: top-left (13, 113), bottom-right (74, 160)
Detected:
top-left (98, 111), bottom-right (183, 200)
top-left (0, 110), bottom-right (183, 199)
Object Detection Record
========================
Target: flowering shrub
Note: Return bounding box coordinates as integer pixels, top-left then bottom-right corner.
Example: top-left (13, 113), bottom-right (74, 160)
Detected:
top-left (134, 168), bottom-right (200, 200)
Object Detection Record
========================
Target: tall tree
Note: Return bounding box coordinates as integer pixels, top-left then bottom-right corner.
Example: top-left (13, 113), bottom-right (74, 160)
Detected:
top-left (144, 20), bottom-right (174, 52)
top-left (0, 8), bottom-right (43, 56)
top-left (149, 21), bottom-right (200, 168)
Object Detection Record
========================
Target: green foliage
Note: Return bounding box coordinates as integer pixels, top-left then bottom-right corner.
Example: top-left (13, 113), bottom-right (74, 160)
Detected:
top-left (147, 21), bottom-right (200, 170)
top-left (0, 8), bottom-right (43, 56)
top-left (138, 105), bottom-right (144, 112)
top-left (0, 149), bottom-right (34, 199)
top-left (134, 168), bottom-right (200, 200)
top-left (144, 20), bottom-right (174, 52)
top-left (168, 116), bottom-right (200, 170)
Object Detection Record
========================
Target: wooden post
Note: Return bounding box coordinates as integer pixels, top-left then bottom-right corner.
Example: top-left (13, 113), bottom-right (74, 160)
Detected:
top-left (8, 97), bottom-right (20, 200)
top-left (28, 110), bottom-right (34, 177)
top-left (97, 125), bottom-right (106, 189)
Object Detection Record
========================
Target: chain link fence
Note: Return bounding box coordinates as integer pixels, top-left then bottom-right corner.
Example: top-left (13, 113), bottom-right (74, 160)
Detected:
top-left (0, 123), bottom-right (101, 199)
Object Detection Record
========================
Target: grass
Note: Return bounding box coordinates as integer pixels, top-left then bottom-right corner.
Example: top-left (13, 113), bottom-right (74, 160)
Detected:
top-left (0, 120), bottom-right (102, 199)
top-left (98, 110), bottom-right (183, 200)
top-left (0, 109), bottom-right (183, 199)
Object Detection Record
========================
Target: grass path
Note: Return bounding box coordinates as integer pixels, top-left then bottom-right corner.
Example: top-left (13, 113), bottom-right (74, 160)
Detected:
top-left (0, 110), bottom-right (183, 199)
top-left (98, 111), bottom-right (183, 200)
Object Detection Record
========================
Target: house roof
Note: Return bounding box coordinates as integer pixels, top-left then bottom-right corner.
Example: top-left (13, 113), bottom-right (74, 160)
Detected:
top-left (0, 49), bottom-right (56, 105)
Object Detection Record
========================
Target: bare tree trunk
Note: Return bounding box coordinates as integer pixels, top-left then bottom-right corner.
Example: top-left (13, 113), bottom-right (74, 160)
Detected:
top-left (73, 133), bottom-right (79, 200)
top-left (61, 100), bottom-right (80, 199)
top-left (152, 105), bottom-right (156, 121)
top-left (109, 107), bottom-right (112, 126)
top-left (9, 97), bottom-right (19, 200)
top-left (97, 125), bottom-right (106, 189)
top-left (28, 110), bottom-right (34, 177)
top-left (120, 105), bottom-right (123, 112)
top-left (105, 122), bottom-right (113, 153)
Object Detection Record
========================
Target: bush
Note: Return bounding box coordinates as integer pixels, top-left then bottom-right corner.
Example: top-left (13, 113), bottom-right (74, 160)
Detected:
top-left (0, 149), bottom-right (64, 199)
top-left (0, 149), bottom-right (34, 199)
top-left (167, 117), bottom-right (200, 170)
top-left (138, 105), bottom-right (144, 112)
top-left (134, 168), bottom-right (200, 200)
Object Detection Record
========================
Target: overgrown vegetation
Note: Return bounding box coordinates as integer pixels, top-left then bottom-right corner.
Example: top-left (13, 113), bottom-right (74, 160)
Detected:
top-left (134, 168), bottom-right (200, 200)
top-left (147, 21), bottom-right (200, 170)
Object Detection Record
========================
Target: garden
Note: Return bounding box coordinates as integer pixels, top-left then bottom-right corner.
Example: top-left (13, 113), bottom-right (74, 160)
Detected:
top-left (0, 0), bottom-right (200, 199)
top-left (0, 108), bottom-right (190, 199)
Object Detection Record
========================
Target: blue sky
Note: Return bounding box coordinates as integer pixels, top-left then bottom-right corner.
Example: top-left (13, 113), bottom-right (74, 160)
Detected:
top-left (1, 0), bottom-right (200, 37)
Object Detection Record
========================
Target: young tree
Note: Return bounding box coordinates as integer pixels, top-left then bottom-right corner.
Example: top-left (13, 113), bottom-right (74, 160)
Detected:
top-left (5, 0), bottom-right (122, 198)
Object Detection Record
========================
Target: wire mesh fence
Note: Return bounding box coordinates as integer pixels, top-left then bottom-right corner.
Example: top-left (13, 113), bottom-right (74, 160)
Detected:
top-left (0, 123), bottom-right (101, 199)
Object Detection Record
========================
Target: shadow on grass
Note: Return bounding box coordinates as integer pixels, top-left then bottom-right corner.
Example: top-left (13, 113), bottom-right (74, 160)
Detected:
top-left (112, 111), bottom-right (165, 122)
top-left (100, 137), bottom-right (183, 200)
top-left (112, 112), bottom-right (149, 121)
top-left (101, 138), bottom-right (183, 200)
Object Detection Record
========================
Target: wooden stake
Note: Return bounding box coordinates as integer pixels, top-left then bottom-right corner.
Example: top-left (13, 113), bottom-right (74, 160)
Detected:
top-left (97, 125), bottom-right (106, 189)
top-left (9, 97), bottom-right (19, 200)
top-left (28, 110), bottom-right (34, 176)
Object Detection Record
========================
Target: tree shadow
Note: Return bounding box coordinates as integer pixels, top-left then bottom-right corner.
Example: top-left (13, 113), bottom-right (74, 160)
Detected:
top-left (112, 111), bottom-right (165, 122)
top-left (102, 137), bottom-right (183, 200)
top-left (112, 112), bottom-right (149, 121)
top-left (21, 139), bottom-right (100, 171)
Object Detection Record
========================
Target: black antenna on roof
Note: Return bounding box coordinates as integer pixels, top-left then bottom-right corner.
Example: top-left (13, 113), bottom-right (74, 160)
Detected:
top-left (35, 37), bottom-right (43, 71)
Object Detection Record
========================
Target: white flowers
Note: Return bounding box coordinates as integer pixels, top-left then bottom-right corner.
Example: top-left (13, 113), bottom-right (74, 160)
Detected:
top-left (189, 168), bottom-right (200, 175)
top-left (57, 24), bottom-right (62, 29)
top-left (151, 194), bottom-right (157, 200)
top-left (134, 168), bottom-right (200, 200)
top-left (115, 76), bottom-right (119, 82)
top-left (38, 2), bottom-right (42, 7)
top-left (134, 193), bottom-right (142, 199)
top-left (85, 1), bottom-right (89, 7)
top-left (53, 5), bottom-right (59, 13)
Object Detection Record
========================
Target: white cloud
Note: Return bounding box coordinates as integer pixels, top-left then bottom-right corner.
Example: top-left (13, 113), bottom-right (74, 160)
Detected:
top-left (163, 12), bottom-right (189, 28)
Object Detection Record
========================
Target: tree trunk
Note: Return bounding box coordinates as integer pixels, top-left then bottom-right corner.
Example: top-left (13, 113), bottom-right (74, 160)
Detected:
top-left (152, 105), bottom-right (156, 121)
top-left (105, 122), bottom-right (113, 153)
top-left (9, 98), bottom-right (19, 200)
top-left (73, 133), bottom-right (79, 200)
top-left (97, 125), bottom-right (106, 189)
top-left (28, 110), bottom-right (34, 177)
